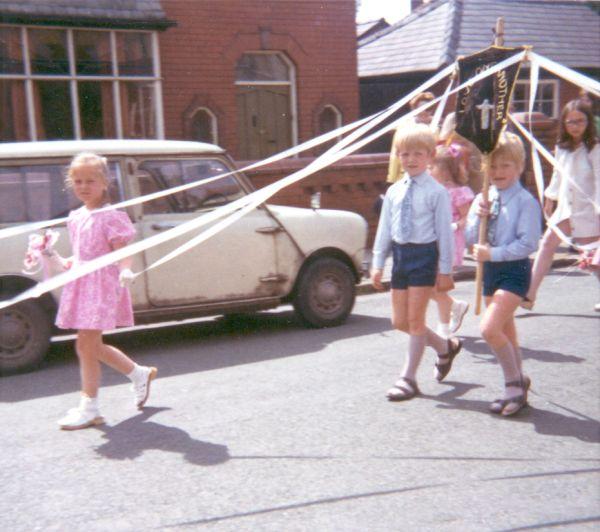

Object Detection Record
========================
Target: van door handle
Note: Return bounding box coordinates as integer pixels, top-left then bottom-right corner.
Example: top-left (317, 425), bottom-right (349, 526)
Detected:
top-left (151, 222), bottom-right (177, 231)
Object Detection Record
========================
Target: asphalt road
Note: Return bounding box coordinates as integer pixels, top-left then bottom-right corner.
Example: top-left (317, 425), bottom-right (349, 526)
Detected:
top-left (1, 267), bottom-right (599, 531)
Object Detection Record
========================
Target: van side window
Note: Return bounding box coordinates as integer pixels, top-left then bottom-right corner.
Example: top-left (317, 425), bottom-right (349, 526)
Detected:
top-left (0, 162), bottom-right (123, 223)
top-left (137, 159), bottom-right (246, 214)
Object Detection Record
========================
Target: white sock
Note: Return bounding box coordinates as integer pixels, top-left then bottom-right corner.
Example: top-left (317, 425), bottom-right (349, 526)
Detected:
top-left (425, 328), bottom-right (448, 355)
top-left (401, 334), bottom-right (427, 381)
top-left (127, 364), bottom-right (145, 382)
top-left (80, 394), bottom-right (98, 411)
top-left (436, 322), bottom-right (450, 339)
top-left (492, 343), bottom-right (522, 399)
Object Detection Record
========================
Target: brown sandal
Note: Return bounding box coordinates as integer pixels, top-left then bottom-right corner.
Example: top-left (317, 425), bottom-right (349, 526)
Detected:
top-left (489, 376), bottom-right (531, 416)
top-left (386, 377), bottom-right (420, 401)
top-left (434, 338), bottom-right (463, 382)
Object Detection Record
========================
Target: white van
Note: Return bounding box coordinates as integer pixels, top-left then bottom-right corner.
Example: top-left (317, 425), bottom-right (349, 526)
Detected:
top-left (0, 140), bottom-right (368, 373)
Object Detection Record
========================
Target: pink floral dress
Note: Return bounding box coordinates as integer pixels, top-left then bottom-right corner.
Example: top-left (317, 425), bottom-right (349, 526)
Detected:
top-left (56, 206), bottom-right (136, 331)
top-left (448, 185), bottom-right (475, 267)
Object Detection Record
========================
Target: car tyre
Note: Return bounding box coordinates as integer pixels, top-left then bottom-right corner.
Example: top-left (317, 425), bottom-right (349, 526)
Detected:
top-left (0, 299), bottom-right (52, 374)
top-left (293, 257), bottom-right (355, 328)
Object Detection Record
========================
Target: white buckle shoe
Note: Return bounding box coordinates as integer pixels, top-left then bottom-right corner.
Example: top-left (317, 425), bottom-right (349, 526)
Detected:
top-left (131, 366), bottom-right (157, 409)
top-left (58, 398), bottom-right (104, 431)
top-left (449, 300), bottom-right (469, 334)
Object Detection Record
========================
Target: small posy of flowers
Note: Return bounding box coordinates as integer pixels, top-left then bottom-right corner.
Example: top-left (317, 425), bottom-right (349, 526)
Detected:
top-left (22, 229), bottom-right (61, 275)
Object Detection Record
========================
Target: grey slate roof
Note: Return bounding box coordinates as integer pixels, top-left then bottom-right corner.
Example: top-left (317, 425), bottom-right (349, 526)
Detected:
top-left (358, 0), bottom-right (600, 77)
top-left (357, 18), bottom-right (390, 41)
top-left (0, 0), bottom-right (174, 29)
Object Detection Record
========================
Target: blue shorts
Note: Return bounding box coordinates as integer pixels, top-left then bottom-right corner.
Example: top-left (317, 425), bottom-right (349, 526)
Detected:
top-left (391, 241), bottom-right (439, 290)
top-left (483, 258), bottom-right (531, 298)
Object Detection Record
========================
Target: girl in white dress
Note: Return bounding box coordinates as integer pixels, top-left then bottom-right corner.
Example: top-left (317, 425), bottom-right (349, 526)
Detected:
top-left (523, 99), bottom-right (600, 308)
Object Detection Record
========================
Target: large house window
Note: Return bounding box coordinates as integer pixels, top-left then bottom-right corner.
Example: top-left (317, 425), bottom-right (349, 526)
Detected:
top-left (0, 24), bottom-right (164, 142)
top-left (235, 52), bottom-right (297, 160)
top-left (512, 79), bottom-right (559, 118)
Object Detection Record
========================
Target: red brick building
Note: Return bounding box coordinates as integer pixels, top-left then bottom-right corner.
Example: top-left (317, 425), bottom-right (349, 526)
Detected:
top-left (0, 0), bottom-right (360, 161)
top-left (0, 0), bottom-right (387, 245)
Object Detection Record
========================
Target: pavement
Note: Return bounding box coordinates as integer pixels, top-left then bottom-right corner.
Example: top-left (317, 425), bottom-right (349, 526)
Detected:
top-left (357, 245), bottom-right (579, 295)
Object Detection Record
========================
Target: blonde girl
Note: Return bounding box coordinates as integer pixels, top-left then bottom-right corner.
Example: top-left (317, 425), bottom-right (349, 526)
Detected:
top-left (54, 153), bottom-right (157, 430)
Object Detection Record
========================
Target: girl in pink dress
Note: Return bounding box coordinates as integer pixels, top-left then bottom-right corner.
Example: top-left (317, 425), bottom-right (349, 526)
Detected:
top-left (54, 153), bottom-right (157, 430)
top-left (430, 145), bottom-right (475, 337)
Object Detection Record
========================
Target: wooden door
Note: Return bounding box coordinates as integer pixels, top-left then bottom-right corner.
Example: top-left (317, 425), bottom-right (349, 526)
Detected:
top-left (237, 85), bottom-right (291, 159)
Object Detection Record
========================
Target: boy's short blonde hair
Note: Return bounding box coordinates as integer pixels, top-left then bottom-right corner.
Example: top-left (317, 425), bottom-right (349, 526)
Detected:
top-left (394, 123), bottom-right (437, 154)
top-left (65, 152), bottom-right (110, 188)
top-left (490, 132), bottom-right (525, 170)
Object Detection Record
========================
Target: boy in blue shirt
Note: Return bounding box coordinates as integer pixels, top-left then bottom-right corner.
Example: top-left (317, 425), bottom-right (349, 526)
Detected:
top-left (466, 132), bottom-right (542, 416)
top-left (372, 124), bottom-right (462, 401)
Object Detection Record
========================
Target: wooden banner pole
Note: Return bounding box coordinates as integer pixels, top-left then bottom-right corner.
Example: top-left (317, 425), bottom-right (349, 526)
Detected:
top-left (474, 17), bottom-right (504, 315)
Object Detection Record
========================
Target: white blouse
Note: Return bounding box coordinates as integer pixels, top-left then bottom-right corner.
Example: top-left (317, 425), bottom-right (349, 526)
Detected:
top-left (545, 144), bottom-right (600, 238)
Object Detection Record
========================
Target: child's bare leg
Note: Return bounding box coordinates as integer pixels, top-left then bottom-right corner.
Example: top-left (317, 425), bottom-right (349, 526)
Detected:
top-left (386, 288), bottom-right (425, 399)
top-left (76, 330), bottom-right (103, 398)
top-left (503, 316), bottom-right (522, 374)
top-left (407, 286), bottom-right (432, 336)
top-left (399, 286), bottom-right (432, 380)
top-left (98, 343), bottom-right (135, 375)
top-left (481, 291), bottom-right (523, 399)
top-left (390, 288), bottom-right (409, 333)
top-left (527, 220), bottom-right (570, 302)
top-left (98, 341), bottom-right (156, 409)
top-left (433, 289), bottom-right (453, 327)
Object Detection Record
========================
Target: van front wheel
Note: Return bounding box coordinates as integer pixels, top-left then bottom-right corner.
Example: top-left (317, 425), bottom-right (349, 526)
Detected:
top-left (293, 257), bottom-right (356, 328)
top-left (0, 300), bottom-right (52, 374)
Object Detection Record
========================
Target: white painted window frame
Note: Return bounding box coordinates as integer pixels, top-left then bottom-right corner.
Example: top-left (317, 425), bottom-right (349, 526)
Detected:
top-left (0, 23), bottom-right (164, 140)
top-left (513, 78), bottom-right (560, 118)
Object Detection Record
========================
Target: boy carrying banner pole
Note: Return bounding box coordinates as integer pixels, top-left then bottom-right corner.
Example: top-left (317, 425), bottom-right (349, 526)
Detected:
top-left (454, 35), bottom-right (525, 313)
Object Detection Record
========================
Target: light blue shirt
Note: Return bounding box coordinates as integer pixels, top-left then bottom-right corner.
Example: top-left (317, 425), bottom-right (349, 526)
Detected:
top-left (466, 181), bottom-right (542, 262)
top-left (372, 171), bottom-right (454, 274)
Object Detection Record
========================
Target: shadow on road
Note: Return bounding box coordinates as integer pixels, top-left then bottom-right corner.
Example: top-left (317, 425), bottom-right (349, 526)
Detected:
top-left (95, 407), bottom-right (231, 465)
top-left (0, 311), bottom-right (391, 403)
top-left (430, 381), bottom-right (600, 444)
top-left (460, 335), bottom-right (585, 365)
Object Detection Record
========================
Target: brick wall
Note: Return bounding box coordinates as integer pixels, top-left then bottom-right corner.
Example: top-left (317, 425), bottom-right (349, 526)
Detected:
top-left (159, 0), bottom-right (359, 160)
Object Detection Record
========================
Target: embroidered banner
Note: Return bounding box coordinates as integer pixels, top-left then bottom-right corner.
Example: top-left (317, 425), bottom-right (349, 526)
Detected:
top-left (455, 46), bottom-right (525, 154)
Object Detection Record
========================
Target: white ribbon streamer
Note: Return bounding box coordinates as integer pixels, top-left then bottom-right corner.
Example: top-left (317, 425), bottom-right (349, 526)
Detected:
top-left (138, 53), bottom-right (528, 276)
top-left (432, 75), bottom-right (454, 130)
top-left (528, 52), bottom-right (600, 97)
top-left (0, 115), bottom-right (375, 242)
top-left (0, 51), bottom-right (528, 311)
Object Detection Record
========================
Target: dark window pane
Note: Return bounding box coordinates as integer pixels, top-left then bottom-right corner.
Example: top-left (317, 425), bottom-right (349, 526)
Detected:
top-left (137, 160), bottom-right (186, 214)
top-left (79, 81), bottom-right (116, 138)
top-left (235, 53), bottom-right (289, 82)
top-left (0, 163), bottom-right (121, 223)
top-left (181, 160), bottom-right (244, 210)
top-left (120, 81), bottom-right (156, 138)
top-left (33, 81), bottom-right (73, 140)
top-left (0, 26), bottom-right (23, 74)
top-left (316, 106), bottom-right (340, 155)
top-left (117, 32), bottom-right (153, 76)
top-left (74, 30), bottom-right (112, 75)
top-left (29, 29), bottom-right (69, 75)
top-left (138, 159), bottom-right (244, 213)
top-left (191, 109), bottom-right (215, 143)
top-left (0, 167), bottom-right (27, 222)
top-left (0, 80), bottom-right (29, 142)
